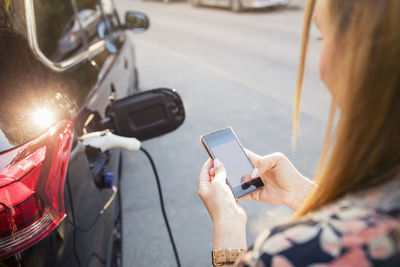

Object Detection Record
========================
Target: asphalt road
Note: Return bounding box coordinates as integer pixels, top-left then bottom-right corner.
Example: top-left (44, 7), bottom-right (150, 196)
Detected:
top-left (115, 1), bottom-right (330, 266)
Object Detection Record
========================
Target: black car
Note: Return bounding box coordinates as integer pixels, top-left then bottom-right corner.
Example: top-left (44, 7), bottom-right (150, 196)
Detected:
top-left (0, 0), bottom-right (184, 266)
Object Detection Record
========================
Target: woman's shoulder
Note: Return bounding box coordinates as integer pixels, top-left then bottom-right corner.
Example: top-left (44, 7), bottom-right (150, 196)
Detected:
top-left (238, 179), bottom-right (400, 267)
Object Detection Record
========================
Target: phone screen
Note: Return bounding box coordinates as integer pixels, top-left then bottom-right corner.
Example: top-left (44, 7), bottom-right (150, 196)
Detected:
top-left (201, 128), bottom-right (264, 198)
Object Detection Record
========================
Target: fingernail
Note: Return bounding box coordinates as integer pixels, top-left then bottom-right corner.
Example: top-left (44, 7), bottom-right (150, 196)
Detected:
top-left (251, 168), bottom-right (258, 178)
top-left (214, 159), bottom-right (220, 168)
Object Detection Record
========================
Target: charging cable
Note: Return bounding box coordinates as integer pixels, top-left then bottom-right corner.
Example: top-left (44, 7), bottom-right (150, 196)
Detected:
top-left (77, 131), bottom-right (182, 267)
top-left (140, 147), bottom-right (182, 267)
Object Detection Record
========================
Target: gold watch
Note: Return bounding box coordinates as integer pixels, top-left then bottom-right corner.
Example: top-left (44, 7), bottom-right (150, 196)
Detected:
top-left (212, 249), bottom-right (247, 266)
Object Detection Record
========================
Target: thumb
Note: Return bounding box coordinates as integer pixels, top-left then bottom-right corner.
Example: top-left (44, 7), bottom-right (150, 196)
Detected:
top-left (253, 153), bottom-right (282, 177)
top-left (213, 159), bottom-right (227, 184)
top-left (199, 158), bottom-right (213, 187)
top-left (245, 149), bottom-right (261, 165)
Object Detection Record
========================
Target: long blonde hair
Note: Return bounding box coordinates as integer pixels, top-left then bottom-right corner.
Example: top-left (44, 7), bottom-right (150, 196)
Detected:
top-left (294, 0), bottom-right (400, 218)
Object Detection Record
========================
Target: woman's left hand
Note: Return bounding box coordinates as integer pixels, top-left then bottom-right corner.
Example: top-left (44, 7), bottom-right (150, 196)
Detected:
top-left (198, 158), bottom-right (247, 249)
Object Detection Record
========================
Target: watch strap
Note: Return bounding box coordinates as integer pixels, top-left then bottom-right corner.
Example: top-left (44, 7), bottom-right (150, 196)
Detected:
top-left (212, 249), bottom-right (246, 266)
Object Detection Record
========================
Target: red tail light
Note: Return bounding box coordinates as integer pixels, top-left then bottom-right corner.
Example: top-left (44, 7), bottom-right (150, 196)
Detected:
top-left (0, 120), bottom-right (73, 259)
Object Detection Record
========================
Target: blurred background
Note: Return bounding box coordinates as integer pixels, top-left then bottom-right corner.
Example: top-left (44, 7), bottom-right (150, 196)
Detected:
top-left (115, 0), bottom-right (331, 266)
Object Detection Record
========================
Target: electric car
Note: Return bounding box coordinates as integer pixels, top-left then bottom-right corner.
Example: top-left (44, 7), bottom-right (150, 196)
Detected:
top-left (0, 0), bottom-right (185, 266)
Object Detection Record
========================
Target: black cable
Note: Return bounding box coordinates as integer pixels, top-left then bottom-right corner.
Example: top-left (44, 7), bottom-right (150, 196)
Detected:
top-left (140, 147), bottom-right (182, 267)
top-left (66, 177), bottom-right (104, 232)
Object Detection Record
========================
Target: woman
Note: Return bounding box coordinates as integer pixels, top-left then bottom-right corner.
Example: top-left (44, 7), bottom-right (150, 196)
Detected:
top-left (198, 0), bottom-right (400, 266)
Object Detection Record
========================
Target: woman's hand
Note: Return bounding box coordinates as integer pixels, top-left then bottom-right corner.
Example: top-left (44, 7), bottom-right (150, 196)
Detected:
top-left (242, 150), bottom-right (313, 211)
top-left (198, 159), bottom-right (247, 249)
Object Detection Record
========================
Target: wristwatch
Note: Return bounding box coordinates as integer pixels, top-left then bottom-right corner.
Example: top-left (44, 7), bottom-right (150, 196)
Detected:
top-left (212, 249), bottom-right (246, 266)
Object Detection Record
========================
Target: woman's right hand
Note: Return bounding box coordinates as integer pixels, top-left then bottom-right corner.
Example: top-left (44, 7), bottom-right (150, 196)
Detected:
top-left (241, 150), bottom-right (313, 211)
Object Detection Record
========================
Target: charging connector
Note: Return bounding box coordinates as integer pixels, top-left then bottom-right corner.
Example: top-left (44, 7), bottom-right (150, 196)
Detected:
top-left (78, 130), bottom-right (141, 152)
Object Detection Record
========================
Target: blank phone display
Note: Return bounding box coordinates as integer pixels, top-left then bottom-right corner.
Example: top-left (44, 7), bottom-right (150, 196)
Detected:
top-left (211, 140), bottom-right (253, 188)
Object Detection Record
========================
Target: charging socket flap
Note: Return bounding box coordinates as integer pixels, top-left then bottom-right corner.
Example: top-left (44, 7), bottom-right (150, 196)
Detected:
top-left (106, 88), bottom-right (185, 141)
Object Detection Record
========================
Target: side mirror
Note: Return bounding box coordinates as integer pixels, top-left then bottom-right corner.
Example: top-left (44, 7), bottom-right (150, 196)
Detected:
top-left (104, 88), bottom-right (185, 141)
top-left (124, 11), bottom-right (150, 32)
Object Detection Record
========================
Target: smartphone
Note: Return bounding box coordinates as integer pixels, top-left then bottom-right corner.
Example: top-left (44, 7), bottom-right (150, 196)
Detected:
top-left (200, 127), bottom-right (264, 199)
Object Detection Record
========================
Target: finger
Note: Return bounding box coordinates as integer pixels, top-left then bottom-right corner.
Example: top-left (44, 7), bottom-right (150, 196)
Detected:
top-left (199, 158), bottom-right (213, 187)
top-left (244, 149), bottom-right (262, 178)
top-left (254, 153), bottom-right (282, 176)
top-left (251, 168), bottom-right (259, 179)
top-left (213, 159), bottom-right (227, 184)
top-left (244, 149), bottom-right (261, 165)
top-left (239, 194), bottom-right (252, 200)
top-left (209, 168), bottom-right (215, 177)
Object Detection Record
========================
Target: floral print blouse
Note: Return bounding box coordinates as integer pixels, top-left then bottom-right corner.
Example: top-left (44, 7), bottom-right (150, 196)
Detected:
top-left (237, 179), bottom-right (400, 267)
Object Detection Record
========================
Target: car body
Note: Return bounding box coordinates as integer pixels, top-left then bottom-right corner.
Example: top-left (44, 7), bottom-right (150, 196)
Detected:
top-left (0, 0), bottom-right (183, 266)
top-left (190, 0), bottom-right (290, 12)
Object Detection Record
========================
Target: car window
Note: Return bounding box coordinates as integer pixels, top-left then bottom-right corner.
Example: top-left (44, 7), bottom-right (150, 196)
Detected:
top-left (101, 0), bottom-right (121, 32)
top-left (61, 17), bottom-right (76, 36)
top-left (75, 0), bottom-right (102, 47)
top-left (79, 9), bottom-right (95, 21)
top-left (33, 0), bottom-right (85, 62)
top-left (75, 0), bottom-right (121, 41)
